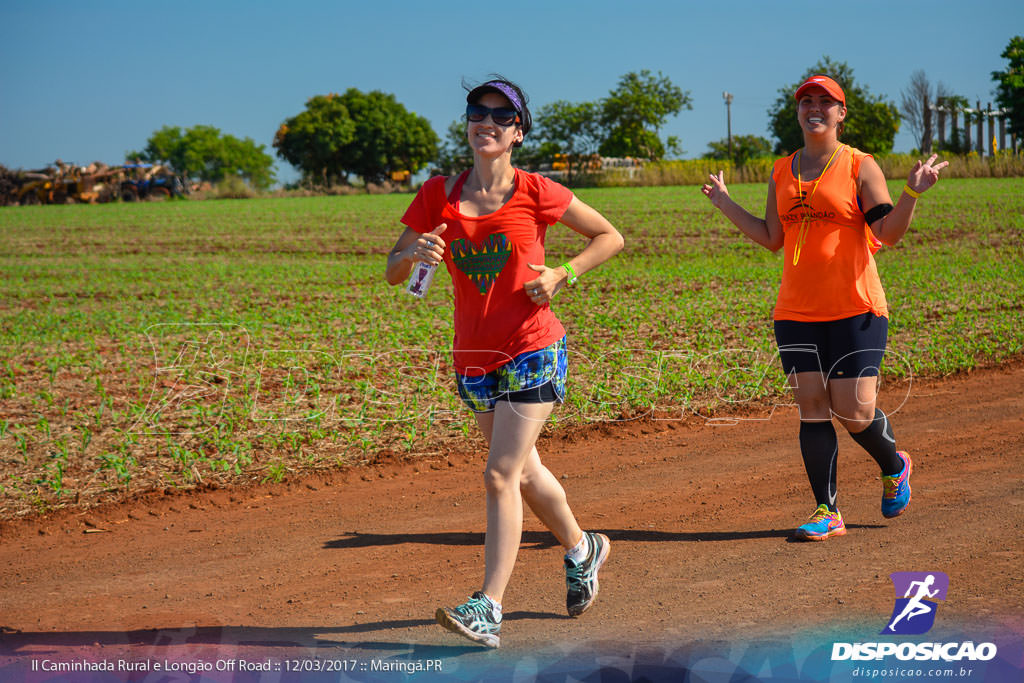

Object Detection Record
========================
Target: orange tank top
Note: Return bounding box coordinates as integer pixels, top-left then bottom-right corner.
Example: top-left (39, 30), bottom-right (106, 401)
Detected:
top-left (771, 145), bottom-right (888, 322)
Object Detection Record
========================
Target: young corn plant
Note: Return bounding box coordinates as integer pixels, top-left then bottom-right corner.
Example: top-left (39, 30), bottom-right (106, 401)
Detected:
top-left (78, 424), bottom-right (92, 454)
top-left (98, 451), bottom-right (136, 486)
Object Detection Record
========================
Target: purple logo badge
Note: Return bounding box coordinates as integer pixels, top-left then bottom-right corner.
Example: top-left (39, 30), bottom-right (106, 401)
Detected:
top-left (883, 571), bottom-right (949, 635)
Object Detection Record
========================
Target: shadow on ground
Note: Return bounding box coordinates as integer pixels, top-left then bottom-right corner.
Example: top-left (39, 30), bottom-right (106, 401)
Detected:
top-left (323, 526), bottom-right (885, 550)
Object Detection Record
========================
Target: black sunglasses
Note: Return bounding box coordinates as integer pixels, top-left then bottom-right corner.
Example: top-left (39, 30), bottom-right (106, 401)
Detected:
top-left (466, 104), bottom-right (520, 127)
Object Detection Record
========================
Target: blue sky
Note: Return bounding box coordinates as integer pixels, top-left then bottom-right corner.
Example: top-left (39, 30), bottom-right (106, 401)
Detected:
top-left (1, 0), bottom-right (1021, 185)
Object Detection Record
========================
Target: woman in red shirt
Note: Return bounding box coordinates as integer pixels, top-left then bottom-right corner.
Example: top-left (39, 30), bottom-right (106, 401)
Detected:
top-left (701, 74), bottom-right (947, 541)
top-left (386, 78), bottom-right (623, 647)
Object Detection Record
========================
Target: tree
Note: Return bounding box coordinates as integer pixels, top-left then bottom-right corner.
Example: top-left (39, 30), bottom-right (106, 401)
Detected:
top-left (900, 70), bottom-right (934, 153)
top-left (768, 57), bottom-right (901, 155)
top-left (138, 126), bottom-right (186, 168)
top-left (992, 35), bottom-right (1024, 139)
top-left (703, 134), bottom-right (773, 165)
top-left (131, 125), bottom-right (275, 189)
top-left (535, 100), bottom-right (603, 183)
top-left (432, 119), bottom-right (474, 176)
top-left (273, 94), bottom-right (355, 186)
top-left (599, 70), bottom-right (692, 159)
top-left (219, 134), bottom-right (276, 190)
top-left (334, 89), bottom-right (439, 184)
top-left (275, 89), bottom-right (438, 186)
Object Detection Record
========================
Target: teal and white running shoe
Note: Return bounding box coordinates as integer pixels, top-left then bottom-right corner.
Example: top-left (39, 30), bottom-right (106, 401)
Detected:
top-left (435, 591), bottom-right (502, 648)
top-left (565, 532), bottom-right (610, 617)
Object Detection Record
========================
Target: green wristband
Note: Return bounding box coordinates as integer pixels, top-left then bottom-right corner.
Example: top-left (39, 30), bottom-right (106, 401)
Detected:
top-left (561, 262), bottom-right (578, 285)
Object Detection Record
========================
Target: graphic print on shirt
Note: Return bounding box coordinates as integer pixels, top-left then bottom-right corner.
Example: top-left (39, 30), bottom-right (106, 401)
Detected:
top-left (789, 191), bottom-right (811, 211)
top-left (781, 191), bottom-right (837, 223)
top-left (451, 233), bottom-right (512, 295)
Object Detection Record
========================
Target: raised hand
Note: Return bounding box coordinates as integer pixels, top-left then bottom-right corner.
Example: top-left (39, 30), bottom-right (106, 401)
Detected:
top-left (907, 155), bottom-right (949, 195)
top-left (701, 170), bottom-right (730, 209)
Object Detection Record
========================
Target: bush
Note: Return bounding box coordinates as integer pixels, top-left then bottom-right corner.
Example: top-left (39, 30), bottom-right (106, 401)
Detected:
top-left (876, 151), bottom-right (1024, 179)
top-left (214, 176), bottom-right (255, 199)
top-left (590, 158), bottom-right (776, 187)
top-left (582, 151), bottom-right (1024, 188)
top-left (268, 179), bottom-right (411, 198)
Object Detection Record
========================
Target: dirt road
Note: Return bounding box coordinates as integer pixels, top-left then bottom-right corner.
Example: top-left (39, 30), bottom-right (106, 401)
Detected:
top-left (2, 365), bottom-right (1022, 681)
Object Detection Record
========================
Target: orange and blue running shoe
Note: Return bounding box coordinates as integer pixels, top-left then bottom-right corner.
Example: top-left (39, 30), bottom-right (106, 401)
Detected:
top-left (881, 451), bottom-right (912, 518)
top-left (794, 504), bottom-right (847, 541)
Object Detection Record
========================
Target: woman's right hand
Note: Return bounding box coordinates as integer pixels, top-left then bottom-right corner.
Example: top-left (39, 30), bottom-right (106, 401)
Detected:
top-left (404, 223), bottom-right (447, 265)
top-left (701, 171), bottom-right (730, 209)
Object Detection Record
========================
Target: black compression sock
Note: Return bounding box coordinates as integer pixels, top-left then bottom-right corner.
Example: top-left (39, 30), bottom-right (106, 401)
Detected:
top-left (849, 409), bottom-right (902, 476)
top-left (799, 420), bottom-right (839, 512)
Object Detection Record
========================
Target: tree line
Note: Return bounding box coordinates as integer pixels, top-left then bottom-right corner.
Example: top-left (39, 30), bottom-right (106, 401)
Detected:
top-left (131, 38), bottom-right (1022, 190)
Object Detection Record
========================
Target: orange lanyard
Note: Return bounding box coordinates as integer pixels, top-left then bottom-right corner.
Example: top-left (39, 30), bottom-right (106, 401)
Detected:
top-left (793, 144), bottom-right (844, 266)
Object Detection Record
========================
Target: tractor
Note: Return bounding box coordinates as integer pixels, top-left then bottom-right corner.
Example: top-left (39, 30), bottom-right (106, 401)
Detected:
top-left (120, 163), bottom-right (188, 201)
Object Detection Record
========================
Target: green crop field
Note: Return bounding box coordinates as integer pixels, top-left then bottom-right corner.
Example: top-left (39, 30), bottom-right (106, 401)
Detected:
top-left (1, 177), bottom-right (1022, 519)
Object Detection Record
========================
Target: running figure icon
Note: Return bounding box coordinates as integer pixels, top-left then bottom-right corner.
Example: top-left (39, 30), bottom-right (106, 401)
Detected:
top-left (887, 574), bottom-right (939, 632)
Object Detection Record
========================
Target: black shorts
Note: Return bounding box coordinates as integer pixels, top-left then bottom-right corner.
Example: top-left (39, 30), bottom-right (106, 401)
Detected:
top-left (774, 312), bottom-right (888, 380)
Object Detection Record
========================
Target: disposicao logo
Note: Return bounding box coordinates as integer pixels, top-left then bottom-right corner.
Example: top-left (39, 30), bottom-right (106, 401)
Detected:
top-left (831, 571), bottom-right (998, 663)
top-left (884, 571), bottom-right (948, 635)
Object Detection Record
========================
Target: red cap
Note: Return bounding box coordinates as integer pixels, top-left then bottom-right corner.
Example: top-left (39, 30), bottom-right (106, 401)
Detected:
top-left (794, 75), bottom-right (845, 105)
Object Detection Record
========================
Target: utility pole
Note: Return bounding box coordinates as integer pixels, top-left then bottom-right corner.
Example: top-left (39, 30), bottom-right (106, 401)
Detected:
top-left (723, 92), bottom-right (734, 162)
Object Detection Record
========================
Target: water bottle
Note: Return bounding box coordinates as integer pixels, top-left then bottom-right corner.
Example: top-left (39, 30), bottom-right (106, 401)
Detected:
top-left (406, 261), bottom-right (437, 298)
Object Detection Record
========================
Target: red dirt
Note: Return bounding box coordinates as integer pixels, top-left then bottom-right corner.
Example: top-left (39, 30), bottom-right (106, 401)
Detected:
top-left (1, 365), bottom-right (1023, 679)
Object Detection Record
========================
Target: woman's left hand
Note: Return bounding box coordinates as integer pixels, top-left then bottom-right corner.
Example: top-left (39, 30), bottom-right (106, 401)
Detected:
top-left (907, 154), bottom-right (950, 195)
top-left (524, 263), bottom-right (566, 305)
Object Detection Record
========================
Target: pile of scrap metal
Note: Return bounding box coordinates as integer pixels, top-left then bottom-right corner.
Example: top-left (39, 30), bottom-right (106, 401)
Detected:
top-left (1, 161), bottom-right (189, 206)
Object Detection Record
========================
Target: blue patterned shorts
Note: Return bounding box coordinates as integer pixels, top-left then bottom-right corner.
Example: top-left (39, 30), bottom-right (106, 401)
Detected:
top-left (455, 337), bottom-right (568, 413)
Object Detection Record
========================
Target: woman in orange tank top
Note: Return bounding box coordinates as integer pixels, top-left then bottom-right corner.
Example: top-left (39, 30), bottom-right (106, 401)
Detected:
top-left (701, 74), bottom-right (948, 541)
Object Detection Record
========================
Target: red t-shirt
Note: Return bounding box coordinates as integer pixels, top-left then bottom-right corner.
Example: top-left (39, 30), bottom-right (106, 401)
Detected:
top-left (401, 169), bottom-right (574, 375)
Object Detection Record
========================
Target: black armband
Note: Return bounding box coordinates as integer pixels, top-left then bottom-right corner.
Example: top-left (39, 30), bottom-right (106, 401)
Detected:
top-left (864, 203), bottom-right (894, 225)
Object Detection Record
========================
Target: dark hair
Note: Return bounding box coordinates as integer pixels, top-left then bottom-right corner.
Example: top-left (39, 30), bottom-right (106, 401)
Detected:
top-left (463, 75), bottom-right (532, 147)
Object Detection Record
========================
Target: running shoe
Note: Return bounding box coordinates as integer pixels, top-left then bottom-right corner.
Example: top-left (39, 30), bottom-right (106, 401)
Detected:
top-left (565, 531), bottom-right (610, 617)
top-left (881, 451), bottom-right (913, 518)
top-left (793, 504), bottom-right (846, 541)
top-left (435, 591), bottom-right (501, 648)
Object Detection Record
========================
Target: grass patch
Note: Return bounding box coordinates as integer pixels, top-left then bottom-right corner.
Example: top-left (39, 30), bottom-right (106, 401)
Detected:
top-left (0, 178), bottom-right (1021, 518)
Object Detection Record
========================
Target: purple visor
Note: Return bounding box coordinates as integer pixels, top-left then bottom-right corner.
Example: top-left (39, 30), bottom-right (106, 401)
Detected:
top-left (467, 81), bottom-right (523, 115)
